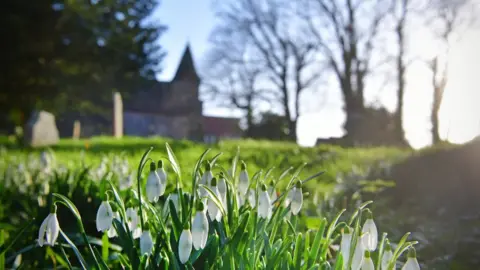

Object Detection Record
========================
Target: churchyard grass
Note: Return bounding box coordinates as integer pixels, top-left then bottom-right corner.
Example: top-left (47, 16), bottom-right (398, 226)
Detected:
top-left (0, 137), bottom-right (420, 269)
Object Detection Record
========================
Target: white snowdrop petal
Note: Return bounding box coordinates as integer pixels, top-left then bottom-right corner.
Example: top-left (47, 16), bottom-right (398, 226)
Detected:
top-left (192, 212), bottom-right (209, 250)
top-left (258, 191), bottom-right (272, 219)
top-left (140, 231), bottom-right (153, 255)
top-left (47, 214), bottom-right (59, 246)
top-left (352, 239), bottom-right (365, 270)
top-left (157, 168), bottom-right (167, 196)
top-left (238, 171), bottom-right (249, 195)
top-left (401, 258), bottom-right (420, 270)
top-left (179, 229), bottom-right (193, 264)
top-left (341, 232), bottom-right (352, 268)
top-left (362, 219), bottom-right (378, 251)
top-left (290, 188), bottom-right (303, 215)
top-left (381, 250), bottom-right (394, 270)
top-left (38, 214), bottom-right (49, 247)
top-left (362, 257), bottom-right (375, 270)
top-left (96, 201), bottom-right (113, 232)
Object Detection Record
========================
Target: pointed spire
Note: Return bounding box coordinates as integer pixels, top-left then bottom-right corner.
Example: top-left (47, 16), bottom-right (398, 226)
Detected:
top-left (173, 44), bottom-right (200, 83)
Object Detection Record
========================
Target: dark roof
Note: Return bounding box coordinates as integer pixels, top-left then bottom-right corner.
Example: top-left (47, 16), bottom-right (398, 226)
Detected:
top-left (203, 116), bottom-right (242, 138)
top-left (124, 82), bottom-right (171, 114)
top-left (173, 45), bottom-right (200, 82)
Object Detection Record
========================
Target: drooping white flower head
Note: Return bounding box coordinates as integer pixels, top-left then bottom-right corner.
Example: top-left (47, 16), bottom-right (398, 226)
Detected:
top-left (361, 250), bottom-right (375, 270)
top-left (207, 177), bottom-right (222, 222)
top-left (126, 206), bottom-right (142, 239)
top-left (361, 211), bottom-right (378, 251)
top-left (290, 181), bottom-right (303, 215)
top-left (381, 240), bottom-right (394, 270)
top-left (167, 190), bottom-right (180, 212)
top-left (107, 211), bottom-right (121, 238)
top-left (352, 234), bottom-right (367, 270)
top-left (179, 225), bottom-right (193, 264)
top-left (38, 205), bottom-right (60, 247)
top-left (237, 191), bottom-right (245, 207)
top-left (268, 183), bottom-right (277, 204)
top-left (140, 224), bottom-right (153, 256)
top-left (401, 248), bottom-right (420, 270)
top-left (146, 162), bottom-right (162, 202)
top-left (217, 172), bottom-right (227, 210)
top-left (238, 161), bottom-right (249, 196)
top-left (258, 184), bottom-right (272, 220)
top-left (96, 199), bottom-right (114, 232)
top-left (247, 188), bottom-right (256, 207)
top-left (156, 160), bottom-right (167, 196)
top-left (192, 202), bottom-right (209, 250)
top-left (198, 163), bottom-right (213, 199)
top-left (341, 226), bottom-right (353, 269)
top-left (40, 151), bottom-right (51, 172)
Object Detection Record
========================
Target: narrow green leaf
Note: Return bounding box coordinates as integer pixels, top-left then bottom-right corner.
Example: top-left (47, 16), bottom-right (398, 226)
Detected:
top-left (309, 218), bottom-right (327, 262)
top-left (60, 230), bottom-right (88, 270)
top-left (210, 152), bottom-right (223, 167)
top-left (165, 143), bottom-right (181, 181)
top-left (231, 147), bottom-right (240, 180)
top-left (293, 233), bottom-right (303, 270)
top-left (0, 219), bottom-right (35, 256)
top-left (59, 245), bottom-right (74, 270)
top-left (169, 200), bottom-right (182, 239)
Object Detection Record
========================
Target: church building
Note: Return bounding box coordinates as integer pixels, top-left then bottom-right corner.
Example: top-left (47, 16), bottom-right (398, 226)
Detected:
top-left (123, 46), bottom-right (242, 142)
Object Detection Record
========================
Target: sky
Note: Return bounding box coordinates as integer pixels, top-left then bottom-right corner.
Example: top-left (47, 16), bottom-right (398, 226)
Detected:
top-left (153, 0), bottom-right (480, 149)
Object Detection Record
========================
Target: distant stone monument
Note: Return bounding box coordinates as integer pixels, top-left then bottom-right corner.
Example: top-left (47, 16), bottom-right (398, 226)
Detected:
top-left (24, 110), bottom-right (59, 147)
top-left (113, 92), bottom-right (123, 138)
top-left (72, 120), bottom-right (81, 139)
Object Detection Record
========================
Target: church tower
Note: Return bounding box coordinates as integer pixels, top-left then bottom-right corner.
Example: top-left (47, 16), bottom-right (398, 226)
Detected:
top-left (169, 45), bottom-right (203, 140)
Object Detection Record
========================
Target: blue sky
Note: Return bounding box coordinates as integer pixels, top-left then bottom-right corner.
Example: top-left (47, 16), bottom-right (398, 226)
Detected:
top-left (153, 0), bottom-right (480, 148)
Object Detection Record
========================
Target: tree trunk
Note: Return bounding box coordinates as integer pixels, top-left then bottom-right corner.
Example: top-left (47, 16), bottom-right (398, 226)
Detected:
top-left (431, 87), bottom-right (442, 144)
top-left (288, 119), bottom-right (297, 142)
top-left (394, 23), bottom-right (406, 144)
top-left (245, 107), bottom-right (254, 137)
top-left (343, 93), bottom-right (364, 146)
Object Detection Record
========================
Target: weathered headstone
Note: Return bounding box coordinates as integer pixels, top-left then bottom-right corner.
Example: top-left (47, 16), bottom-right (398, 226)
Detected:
top-left (24, 110), bottom-right (59, 147)
top-left (113, 92), bottom-right (123, 138)
top-left (72, 120), bottom-right (81, 139)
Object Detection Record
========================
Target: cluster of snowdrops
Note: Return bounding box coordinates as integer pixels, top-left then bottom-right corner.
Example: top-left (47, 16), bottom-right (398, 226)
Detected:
top-left (35, 145), bottom-right (420, 269)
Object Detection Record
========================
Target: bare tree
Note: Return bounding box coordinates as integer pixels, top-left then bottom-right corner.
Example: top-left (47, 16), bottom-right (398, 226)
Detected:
top-left (426, 0), bottom-right (475, 144)
top-left (202, 50), bottom-right (269, 136)
top-left (301, 0), bottom-right (391, 145)
top-left (204, 0), bottom-right (322, 141)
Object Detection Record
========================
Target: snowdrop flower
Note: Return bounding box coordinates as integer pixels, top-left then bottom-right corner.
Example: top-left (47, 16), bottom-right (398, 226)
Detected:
top-left (156, 160), bottom-right (167, 196)
top-left (247, 188), bottom-right (256, 206)
top-left (96, 198), bottom-right (114, 232)
top-left (107, 210), bottom-right (120, 238)
top-left (362, 251), bottom-right (375, 270)
top-left (352, 235), bottom-right (367, 270)
top-left (238, 161), bottom-right (249, 196)
top-left (217, 172), bottom-right (227, 209)
top-left (167, 189), bottom-right (180, 211)
top-left (179, 224), bottom-right (193, 264)
top-left (95, 158), bottom-right (107, 180)
top-left (258, 184), bottom-right (272, 220)
top-left (401, 248), bottom-right (420, 270)
top-left (38, 205), bottom-right (60, 247)
top-left (381, 240), bottom-right (394, 270)
top-left (126, 206), bottom-right (142, 239)
top-left (198, 163), bottom-right (213, 198)
top-left (237, 191), bottom-right (245, 207)
top-left (140, 223), bottom-right (153, 255)
top-left (192, 201), bottom-right (209, 250)
top-left (146, 162), bottom-right (162, 202)
top-left (290, 181), bottom-right (303, 215)
top-left (268, 183), bottom-right (277, 204)
top-left (207, 177), bottom-right (222, 222)
top-left (341, 226), bottom-right (353, 269)
top-left (40, 151), bottom-right (51, 169)
top-left (361, 211), bottom-right (378, 251)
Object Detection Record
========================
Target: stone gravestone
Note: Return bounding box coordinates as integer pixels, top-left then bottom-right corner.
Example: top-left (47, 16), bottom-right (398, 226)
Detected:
top-left (72, 120), bottom-right (81, 139)
top-left (24, 110), bottom-right (59, 147)
top-left (113, 92), bottom-right (123, 138)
